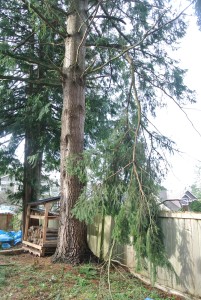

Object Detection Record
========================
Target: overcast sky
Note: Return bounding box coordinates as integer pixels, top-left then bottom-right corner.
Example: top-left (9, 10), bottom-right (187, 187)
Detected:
top-left (152, 6), bottom-right (201, 198)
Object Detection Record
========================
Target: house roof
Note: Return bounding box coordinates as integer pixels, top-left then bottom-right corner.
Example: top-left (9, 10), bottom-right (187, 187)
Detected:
top-left (181, 190), bottom-right (197, 201)
top-left (162, 199), bottom-right (181, 211)
top-left (186, 190), bottom-right (197, 199)
top-left (180, 191), bottom-right (197, 206)
top-left (159, 190), bottom-right (197, 211)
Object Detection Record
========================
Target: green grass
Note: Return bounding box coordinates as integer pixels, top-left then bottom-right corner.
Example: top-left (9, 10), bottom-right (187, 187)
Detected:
top-left (0, 256), bottom-right (179, 300)
top-left (0, 267), bottom-right (8, 286)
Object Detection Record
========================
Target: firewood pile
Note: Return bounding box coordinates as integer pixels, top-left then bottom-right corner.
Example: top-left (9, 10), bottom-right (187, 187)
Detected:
top-left (27, 226), bottom-right (58, 246)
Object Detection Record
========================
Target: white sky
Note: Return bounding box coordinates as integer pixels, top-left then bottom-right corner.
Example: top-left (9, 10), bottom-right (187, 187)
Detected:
top-left (153, 8), bottom-right (201, 198)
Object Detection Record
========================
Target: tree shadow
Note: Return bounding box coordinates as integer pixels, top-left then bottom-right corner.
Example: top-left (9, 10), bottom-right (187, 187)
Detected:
top-left (162, 217), bottom-right (194, 293)
top-left (177, 221), bottom-right (194, 293)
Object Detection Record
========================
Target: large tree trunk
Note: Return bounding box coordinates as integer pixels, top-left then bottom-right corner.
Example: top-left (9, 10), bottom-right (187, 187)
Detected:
top-left (22, 62), bottom-right (43, 232)
top-left (52, 0), bottom-right (93, 264)
top-left (23, 130), bottom-right (43, 232)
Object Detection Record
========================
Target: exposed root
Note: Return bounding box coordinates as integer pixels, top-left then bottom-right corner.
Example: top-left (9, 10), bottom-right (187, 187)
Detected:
top-left (51, 247), bottom-right (100, 265)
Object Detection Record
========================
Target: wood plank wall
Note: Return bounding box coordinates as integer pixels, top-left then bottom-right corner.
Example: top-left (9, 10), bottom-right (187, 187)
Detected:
top-left (0, 214), bottom-right (13, 231)
top-left (87, 212), bottom-right (201, 299)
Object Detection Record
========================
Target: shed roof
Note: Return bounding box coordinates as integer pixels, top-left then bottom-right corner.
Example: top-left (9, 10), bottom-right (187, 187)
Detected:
top-left (27, 196), bottom-right (60, 206)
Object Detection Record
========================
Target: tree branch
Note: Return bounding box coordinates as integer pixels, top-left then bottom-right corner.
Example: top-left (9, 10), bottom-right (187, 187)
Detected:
top-left (13, 32), bottom-right (35, 51)
top-left (75, 0), bottom-right (103, 65)
top-left (0, 75), bottom-right (61, 87)
top-left (100, 3), bottom-right (131, 44)
top-left (1, 49), bottom-right (61, 73)
top-left (20, 0), bottom-right (66, 38)
top-left (85, 2), bottom-right (193, 76)
top-left (93, 15), bottom-right (126, 24)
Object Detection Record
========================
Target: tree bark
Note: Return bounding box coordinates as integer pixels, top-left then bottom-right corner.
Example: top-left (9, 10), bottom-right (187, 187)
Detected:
top-left (23, 62), bottom-right (43, 233)
top-left (52, 0), bottom-right (94, 264)
top-left (23, 130), bottom-right (43, 232)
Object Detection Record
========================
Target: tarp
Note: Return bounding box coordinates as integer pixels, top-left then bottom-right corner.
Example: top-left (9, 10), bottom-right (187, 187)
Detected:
top-left (0, 230), bottom-right (22, 249)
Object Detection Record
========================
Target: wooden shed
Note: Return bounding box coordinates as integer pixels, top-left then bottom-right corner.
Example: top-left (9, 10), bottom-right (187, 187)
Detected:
top-left (0, 212), bottom-right (13, 231)
top-left (0, 205), bottom-right (17, 231)
top-left (22, 196), bottom-right (60, 256)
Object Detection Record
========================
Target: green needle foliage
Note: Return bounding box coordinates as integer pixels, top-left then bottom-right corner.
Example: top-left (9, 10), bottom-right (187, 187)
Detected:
top-left (0, 0), bottom-right (63, 206)
top-left (0, 0), bottom-right (196, 272)
top-left (194, 0), bottom-right (201, 29)
top-left (71, 0), bottom-right (195, 274)
top-left (72, 118), bottom-right (175, 280)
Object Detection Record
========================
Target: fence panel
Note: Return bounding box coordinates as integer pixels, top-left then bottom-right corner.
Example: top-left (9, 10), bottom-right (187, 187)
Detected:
top-left (0, 213), bottom-right (13, 230)
top-left (88, 212), bottom-right (201, 299)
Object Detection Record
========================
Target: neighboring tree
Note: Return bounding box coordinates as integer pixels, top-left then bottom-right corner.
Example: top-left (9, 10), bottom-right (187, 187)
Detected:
top-left (0, 0), bottom-right (112, 212)
top-left (190, 183), bottom-right (201, 199)
top-left (194, 0), bottom-right (201, 29)
top-left (189, 165), bottom-right (201, 212)
top-left (0, 1), bottom-right (62, 227)
top-left (189, 200), bottom-right (201, 212)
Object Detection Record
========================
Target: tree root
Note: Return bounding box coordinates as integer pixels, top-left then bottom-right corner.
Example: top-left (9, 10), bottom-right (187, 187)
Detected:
top-left (51, 247), bottom-right (100, 265)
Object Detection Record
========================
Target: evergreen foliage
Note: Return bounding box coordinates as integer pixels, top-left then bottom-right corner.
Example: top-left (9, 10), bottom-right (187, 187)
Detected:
top-left (0, 0), bottom-right (114, 200)
top-left (194, 0), bottom-right (201, 29)
top-left (189, 200), bottom-right (201, 212)
top-left (190, 183), bottom-right (201, 200)
top-left (71, 0), bottom-right (195, 274)
top-left (72, 119), bottom-right (175, 278)
top-left (0, 0), bottom-right (196, 274)
top-left (0, 0), bottom-right (62, 205)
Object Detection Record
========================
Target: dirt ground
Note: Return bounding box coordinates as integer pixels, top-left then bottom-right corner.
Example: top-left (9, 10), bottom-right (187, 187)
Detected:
top-left (0, 250), bottom-right (184, 300)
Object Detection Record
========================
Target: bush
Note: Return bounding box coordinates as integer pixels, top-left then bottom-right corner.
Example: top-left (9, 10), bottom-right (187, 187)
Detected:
top-left (189, 200), bottom-right (201, 212)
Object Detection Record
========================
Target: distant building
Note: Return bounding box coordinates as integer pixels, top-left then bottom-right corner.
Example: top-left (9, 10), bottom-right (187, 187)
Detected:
top-left (180, 190), bottom-right (197, 206)
top-left (0, 175), bottom-right (19, 204)
top-left (159, 190), bottom-right (197, 212)
top-left (0, 174), bottom-right (60, 204)
top-left (0, 175), bottom-right (18, 193)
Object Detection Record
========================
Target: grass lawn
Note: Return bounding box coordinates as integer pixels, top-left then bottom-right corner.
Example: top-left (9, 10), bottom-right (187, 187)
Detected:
top-left (0, 253), bottom-right (182, 300)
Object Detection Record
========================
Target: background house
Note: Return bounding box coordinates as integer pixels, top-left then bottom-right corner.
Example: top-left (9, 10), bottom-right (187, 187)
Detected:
top-left (0, 175), bottom-right (19, 205)
top-left (0, 174), bottom-right (60, 204)
top-left (0, 204), bottom-right (19, 230)
top-left (159, 190), bottom-right (197, 211)
top-left (180, 190), bottom-right (197, 206)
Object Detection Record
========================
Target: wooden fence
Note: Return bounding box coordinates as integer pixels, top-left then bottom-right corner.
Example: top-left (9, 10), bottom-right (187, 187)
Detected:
top-left (87, 212), bottom-right (201, 300)
top-left (0, 213), bottom-right (13, 231)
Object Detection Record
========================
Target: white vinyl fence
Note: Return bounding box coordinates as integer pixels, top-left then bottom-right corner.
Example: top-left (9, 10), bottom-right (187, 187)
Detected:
top-left (87, 212), bottom-right (201, 299)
